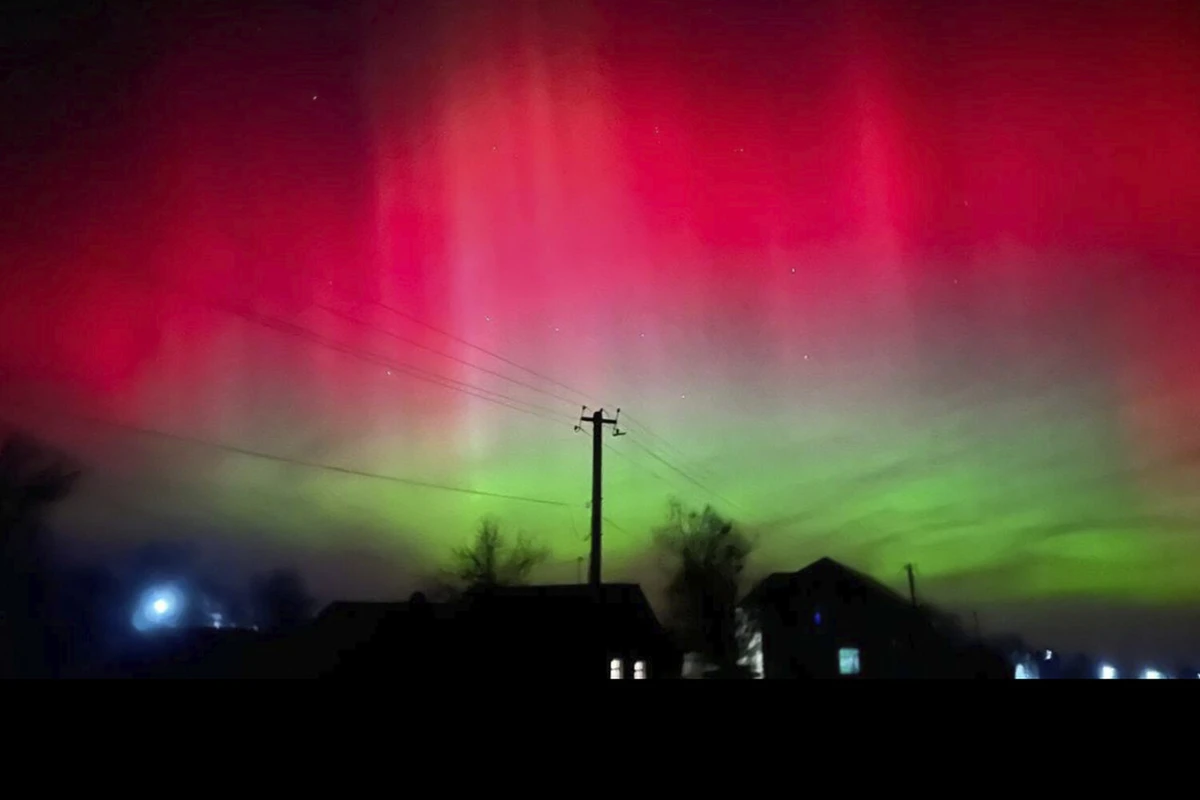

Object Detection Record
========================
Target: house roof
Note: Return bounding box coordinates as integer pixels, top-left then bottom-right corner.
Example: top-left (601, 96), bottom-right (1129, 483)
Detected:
top-left (743, 556), bottom-right (910, 608)
top-left (316, 584), bottom-right (664, 632)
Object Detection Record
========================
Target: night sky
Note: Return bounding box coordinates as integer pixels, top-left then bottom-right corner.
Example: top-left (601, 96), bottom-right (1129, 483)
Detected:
top-left (3, 0), bottom-right (1199, 659)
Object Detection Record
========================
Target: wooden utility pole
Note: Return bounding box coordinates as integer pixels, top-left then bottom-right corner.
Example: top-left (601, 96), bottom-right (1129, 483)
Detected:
top-left (576, 407), bottom-right (623, 590)
top-left (905, 563), bottom-right (917, 607)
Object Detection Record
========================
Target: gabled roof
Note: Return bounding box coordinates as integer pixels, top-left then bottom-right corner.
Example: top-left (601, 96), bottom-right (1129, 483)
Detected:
top-left (743, 556), bottom-right (910, 608)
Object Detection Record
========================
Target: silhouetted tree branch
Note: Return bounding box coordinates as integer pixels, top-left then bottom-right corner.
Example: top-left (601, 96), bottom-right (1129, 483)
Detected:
top-left (449, 518), bottom-right (548, 592)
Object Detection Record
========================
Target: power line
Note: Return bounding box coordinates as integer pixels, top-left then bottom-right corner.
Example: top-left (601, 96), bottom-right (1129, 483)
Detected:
top-left (602, 516), bottom-right (631, 536)
top-left (313, 301), bottom-right (583, 407)
top-left (374, 299), bottom-right (599, 402)
top-left (618, 412), bottom-right (714, 475)
top-left (369, 299), bottom-right (726, 483)
top-left (627, 438), bottom-right (742, 512)
top-left (98, 272), bottom-right (583, 430)
top-left (210, 299), bottom-right (580, 427)
top-left (21, 409), bottom-right (572, 508)
top-left (119, 271), bottom-right (724, 493)
top-left (602, 439), bottom-right (673, 488)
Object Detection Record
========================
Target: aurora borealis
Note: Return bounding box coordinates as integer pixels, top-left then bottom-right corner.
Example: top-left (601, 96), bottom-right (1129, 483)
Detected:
top-left (3, 0), bottom-right (1200, 653)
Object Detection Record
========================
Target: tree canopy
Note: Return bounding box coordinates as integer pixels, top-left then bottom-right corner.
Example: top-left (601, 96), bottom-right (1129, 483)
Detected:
top-left (656, 499), bottom-right (754, 676)
top-left (449, 518), bottom-right (548, 592)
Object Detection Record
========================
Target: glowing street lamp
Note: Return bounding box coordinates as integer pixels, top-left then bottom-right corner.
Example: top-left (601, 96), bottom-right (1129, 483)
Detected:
top-left (132, 584), bottom-right (186, 632)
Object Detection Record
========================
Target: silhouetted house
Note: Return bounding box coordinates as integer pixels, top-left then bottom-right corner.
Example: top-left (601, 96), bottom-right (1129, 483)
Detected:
top-left (88, 584), bottom-right (679, 679)
top-left (452, 583), bottom-right (679, 679)
top-left (290, 592), bottom-right (453, 679)
top-left (286, 584), bottom-right (678, 679)
top-left (741, 557), bottom-right (1009, 679)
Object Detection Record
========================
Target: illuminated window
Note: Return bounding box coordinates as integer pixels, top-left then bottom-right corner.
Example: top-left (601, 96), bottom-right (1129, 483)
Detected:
top-left (838, 647), bottom-right (861, 676)
top-left (633, 660), bottom-right (647, 679)
top-left (610, 658), bottom-right (623, 679)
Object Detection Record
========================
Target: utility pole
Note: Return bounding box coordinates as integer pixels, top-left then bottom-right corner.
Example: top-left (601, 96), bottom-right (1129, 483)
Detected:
top-left (904, 563), bottom-right (917, 608)
top-left (575, 407), bottom-right (623, 590)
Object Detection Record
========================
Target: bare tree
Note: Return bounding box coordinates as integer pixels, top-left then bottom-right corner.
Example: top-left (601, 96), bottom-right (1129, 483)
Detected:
top-left (656, 499), bottom-right (754, 678)
top-left (450, 518), bottom-right (548, 592)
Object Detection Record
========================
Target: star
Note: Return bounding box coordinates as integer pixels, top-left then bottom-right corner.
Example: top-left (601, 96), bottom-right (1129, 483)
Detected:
top-left (312, 95), bottom-right (318, 101)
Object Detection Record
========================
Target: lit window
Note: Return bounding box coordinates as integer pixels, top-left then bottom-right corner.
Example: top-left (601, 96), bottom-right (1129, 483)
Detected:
top-left (610, 658), bottom-right (623, 679)
top-left (838, 647), bottom-right (861, 676)
top-left (633, 660), bottom-right (646, 679)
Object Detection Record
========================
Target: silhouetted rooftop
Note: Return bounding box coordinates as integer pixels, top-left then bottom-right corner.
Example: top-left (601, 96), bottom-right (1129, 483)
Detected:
top-left (745, 556), bottom-right (910, 608)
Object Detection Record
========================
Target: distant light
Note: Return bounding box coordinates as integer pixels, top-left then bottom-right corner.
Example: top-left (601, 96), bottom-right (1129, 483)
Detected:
top-left (814, 611), bottom-right (822, 625)
top-left (1142, 669), bottom-right (1164, 680)
top-left (1015, 663), bottom-right (1035, 680)
top-left (1044, 650), bottom-right (1053, 661)
top-left (133, 584), bottom-right (186, 632)
top-left (1099, 664), bottom-right (1117, 680)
